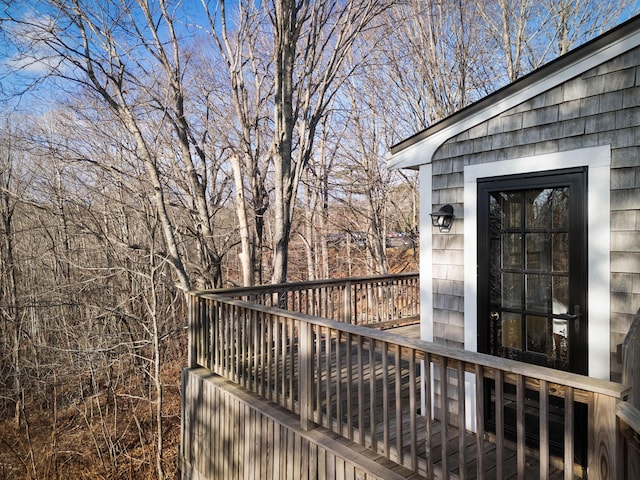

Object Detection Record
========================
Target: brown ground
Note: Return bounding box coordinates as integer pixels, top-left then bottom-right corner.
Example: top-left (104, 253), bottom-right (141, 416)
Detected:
top-left (0, 247), bottom-right (418, 480)
top-left (0, 359), bottom-right (184, 480)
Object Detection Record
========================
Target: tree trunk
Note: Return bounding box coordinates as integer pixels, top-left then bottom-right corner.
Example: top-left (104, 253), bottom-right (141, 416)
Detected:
top-left (271, 0), bottom-right (298, 285)
top-left (231, 155), bottom-right (255, 286)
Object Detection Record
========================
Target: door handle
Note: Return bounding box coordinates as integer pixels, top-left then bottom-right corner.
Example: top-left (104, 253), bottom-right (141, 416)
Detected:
top-left (490, 311), bottom-right (500, 321)
top-left (556, 305), bottom-right (581, 334)
top-left (556, 305), bottom-right (580, 321)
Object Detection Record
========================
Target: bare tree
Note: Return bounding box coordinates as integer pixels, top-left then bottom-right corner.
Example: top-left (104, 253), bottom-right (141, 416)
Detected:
top-left (543, 0), bottom-right (636, 56)
top-left (268, 0), bottom-right (389, 284)
top-left (377, 0), bottom-right (492, 137)
top-left (201, 0), bottom-right (390, 284)
top-left (0, 119), bottom-right (24, 426)
top-left (202, 0), bottom-right (273, 286)
top-left (479, 0), bottom-right (540, 81)
top-left (3, 0), bottom-right (240, 290)
top-left (478, 0), bottom-right (637, 82)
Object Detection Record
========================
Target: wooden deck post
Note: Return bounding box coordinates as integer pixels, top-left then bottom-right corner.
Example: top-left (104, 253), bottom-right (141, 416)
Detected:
top-left (343, 282), bottom-right (352, 323)
top-left (621, 312), bottom-right (640, 478)
top-left (188, 293), bottom-right (198, 368)
top-left (622, 313), bottom-right (640, 408)
top-left (588, 393), bottom-right (619, 479)
top-left (299, 320), bottom-right (313, 431)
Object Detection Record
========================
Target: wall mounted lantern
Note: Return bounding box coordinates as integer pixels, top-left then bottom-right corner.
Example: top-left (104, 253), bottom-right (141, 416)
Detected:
top-left (430, 204), bottom-right (455, 232)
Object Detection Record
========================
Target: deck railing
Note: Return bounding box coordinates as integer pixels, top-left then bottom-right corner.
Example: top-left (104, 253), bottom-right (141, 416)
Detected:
top-left (202, 273), bottom-right (419, 327)
top-left (187, 276), bottom-right (630, 479)
top-left (621, 312), bottom-right (640, 477)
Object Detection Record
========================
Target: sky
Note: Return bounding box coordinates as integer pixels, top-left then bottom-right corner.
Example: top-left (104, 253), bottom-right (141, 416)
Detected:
top-left (2, 0), bottom-right (640, 114)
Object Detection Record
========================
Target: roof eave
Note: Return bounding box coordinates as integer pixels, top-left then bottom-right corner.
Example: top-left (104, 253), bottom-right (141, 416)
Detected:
top-left (387, 15), bottom-right (640, 171)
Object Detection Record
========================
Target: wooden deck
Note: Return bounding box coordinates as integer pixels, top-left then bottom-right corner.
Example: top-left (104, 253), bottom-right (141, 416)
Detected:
top-left (389, 323), bottom-right (421, 339)
top-left (309, 327), bottom-right (569, 479)
top-left (182, 367), bottom-right (426, 480)
top-left (186, 276), bottom-right (630, 479)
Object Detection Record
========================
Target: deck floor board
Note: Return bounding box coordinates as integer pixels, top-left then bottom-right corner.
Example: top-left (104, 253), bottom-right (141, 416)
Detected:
top-left (306, 325), bottom-right (573, 479)
top-left (231, 323), bottom-right (578, 479)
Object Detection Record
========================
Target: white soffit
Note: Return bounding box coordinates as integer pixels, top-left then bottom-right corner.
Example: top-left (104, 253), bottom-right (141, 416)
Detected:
top-left (387, 24), bottom-right (640, 170)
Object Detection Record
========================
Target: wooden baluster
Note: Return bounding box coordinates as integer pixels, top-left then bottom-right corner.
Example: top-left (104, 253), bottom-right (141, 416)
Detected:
top-left (475, 364), bottom-right (485, 479)
top-left (223, 303), bottom-right (229, 376)
top-left (495, 369), bottom-right (504, 480)
top-left (248, 308), bottom-right (256, 393)
top-left (457, 361), bottom-right (466, 480)
top-left (344, 282), bottom-right (352, 324)
top-left (239, 306), bottom-right (246, 387)
top-left (564, 386), bottom-right (574, 480)
top-left (424, 354), bottom-right (434, 479)
top-left (315, 324), bottom-right (322, 425)
top-left (274, 316), bottom-right (280, 404)
top-left (409, 349), bottom-right (418, 472)
top-left (288, 317), bottom-right (294, 411)
top-left (325, 325), bottom-right (332, 429)
top-left (370, 337), bottom-right (378, 452)
top-left (588, 392), bottom-right (619, 480)
top-left (357, 335), bottom-right (365, 446)
top-left (216, 301), bottom-right (223, 371)
top-left (266, 314), bottom-right (273, 401)
top-left (336, 330), bottom-right (342, 436)
top-left (441, 357), bottom-right (449, 480)
top-left (539, 379), bottom-right (549, 479)
top-left (382, 341), bottom-right (390, 457)
top-left (516, 374), bottom-right (525, 480)
top-left (346, 331), bottom-right (354, 441)
top-left (188, 294), bottom-right (197, 368)
top-left (395, 344), bottom-right (403, 465)
top-left (299, 320), bottom-right (312, 431)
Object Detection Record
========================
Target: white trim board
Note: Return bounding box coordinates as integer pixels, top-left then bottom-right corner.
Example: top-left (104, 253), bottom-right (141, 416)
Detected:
top-left (388, 27), bottom-right (640, 171)
top-left (463, 145), bottom-right (611, 380)
top-left (419, 164), bottom-right (434, 343)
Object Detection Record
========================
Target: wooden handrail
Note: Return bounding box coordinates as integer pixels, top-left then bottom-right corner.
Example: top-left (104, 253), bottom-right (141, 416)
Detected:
top-left (621, 312), bottom-right (640, 478)
top-left (189, 273), bottom-right (420, 328)
top-left (193, 294), bottom-right (628, 400)
top-left (188, 281), bottom-right (630, 479)
top-left (188, 272), bottom-right (419, 297)
top-left (617, 401), bottom-right (640, 435)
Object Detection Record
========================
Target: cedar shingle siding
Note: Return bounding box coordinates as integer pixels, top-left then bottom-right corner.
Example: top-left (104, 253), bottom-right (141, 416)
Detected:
top-left (431, 47), bottom-right (640, 379)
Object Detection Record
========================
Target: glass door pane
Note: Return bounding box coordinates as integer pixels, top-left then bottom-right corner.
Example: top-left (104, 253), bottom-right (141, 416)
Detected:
top-left (479, 170), bottom-right (586, 374)
top-left (478, 169), bottom-right (588, 466)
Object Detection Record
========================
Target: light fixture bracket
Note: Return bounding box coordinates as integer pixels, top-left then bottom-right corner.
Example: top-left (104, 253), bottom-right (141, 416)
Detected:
top-left (430, 204), bottom-right (455, 232)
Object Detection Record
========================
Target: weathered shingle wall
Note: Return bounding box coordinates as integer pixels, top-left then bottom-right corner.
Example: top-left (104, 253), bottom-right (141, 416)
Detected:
top-left (431, 46), bottom-right (640, 377)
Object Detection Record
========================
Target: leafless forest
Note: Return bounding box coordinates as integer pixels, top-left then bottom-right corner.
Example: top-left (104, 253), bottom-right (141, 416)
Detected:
top-left (0, 0), bottom-right (635, 478)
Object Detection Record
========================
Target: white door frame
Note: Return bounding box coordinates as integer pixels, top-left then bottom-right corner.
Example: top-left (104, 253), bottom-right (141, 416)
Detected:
top-left (463, 145), bottom-right (611, 380)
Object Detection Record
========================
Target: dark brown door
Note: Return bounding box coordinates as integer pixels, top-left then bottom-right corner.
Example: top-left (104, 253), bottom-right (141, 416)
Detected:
top-left (478, 168), bottom-right (587, 374)
top-left (477, 168), bottom-right (588, 464)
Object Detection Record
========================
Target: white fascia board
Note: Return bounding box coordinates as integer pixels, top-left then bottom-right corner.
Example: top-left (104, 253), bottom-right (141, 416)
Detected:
top-left (387, 28), bottom-right (640, 171)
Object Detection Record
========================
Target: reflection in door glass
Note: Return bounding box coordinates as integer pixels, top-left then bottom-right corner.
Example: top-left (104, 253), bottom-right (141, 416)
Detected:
top-left (504, 233), bottom-right (522, 268)
top-left (526, 233), bottom-right (550, 270)
top-left (487, 184), bottom-right (574, 370)
top-left (502, 272), bottom-right (522, 309)
top-left (526, 274), bottom-right (550, 312)
top-left (552, 277), bottom-right (569, 314)
top-left (552, 233), bottom-right (569, 272)
top-left (504, 193), bottom-right (522, 228)
top-left (501, 313), bottom-right (522, 350)
top-left (552, 318), bottom-right (569, 367)
top-left (526, 315), bottom-right (548, 354)
top-left (526, 189), bottom-right (552, 228)
top-left (552, 189), bottom-right (569, 228)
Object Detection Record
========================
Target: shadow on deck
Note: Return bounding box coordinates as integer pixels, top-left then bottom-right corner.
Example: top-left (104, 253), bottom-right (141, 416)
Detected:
top-left (308, 325), bottom-right (569, 479)
top-left (183, 276), bottom-right (631, 479)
